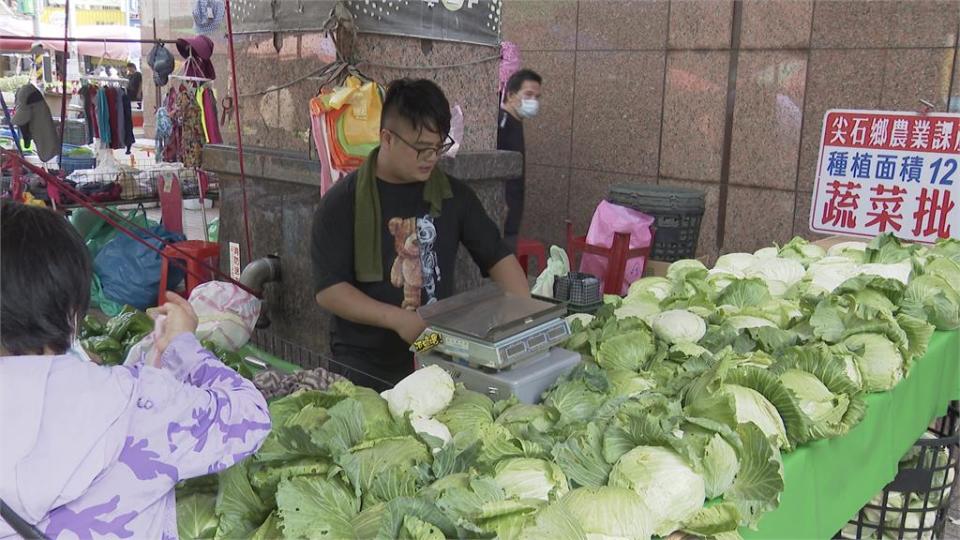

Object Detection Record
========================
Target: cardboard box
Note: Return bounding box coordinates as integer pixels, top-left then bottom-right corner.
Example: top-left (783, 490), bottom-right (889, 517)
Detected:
top-left (642, 256), bottom-right (709, 278)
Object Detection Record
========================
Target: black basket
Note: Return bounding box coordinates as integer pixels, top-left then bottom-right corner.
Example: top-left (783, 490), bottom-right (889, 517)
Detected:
top-left (607, 184), bottom-right (705, 262)
top-left (836, 401), bottom-right (959, 540)
top-left (249, 329), bottom-right (328, 371)
top-left (554, 272), bottom-right (601, 307)
top-left (565, 301), bottom-right (603, 315)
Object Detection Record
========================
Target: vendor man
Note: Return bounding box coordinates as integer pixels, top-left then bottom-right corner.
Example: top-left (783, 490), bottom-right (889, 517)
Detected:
top-left (312, 78), bottom-right (529, 391)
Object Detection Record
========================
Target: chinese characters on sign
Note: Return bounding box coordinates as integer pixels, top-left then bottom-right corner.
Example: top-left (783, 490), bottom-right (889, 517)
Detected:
top-left (810, 110), bottom-right (960, 243)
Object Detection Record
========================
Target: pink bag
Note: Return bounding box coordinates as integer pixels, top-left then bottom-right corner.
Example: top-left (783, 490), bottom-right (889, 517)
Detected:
top-left (579, 200), bottom-right (655, 295)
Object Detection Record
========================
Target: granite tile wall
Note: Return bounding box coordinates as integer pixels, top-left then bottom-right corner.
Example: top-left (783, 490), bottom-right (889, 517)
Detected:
top-left (504, 0), bottom-right (960, 259)
top-left (659, 51), bottom-right (729, 184)
top-left (141, 0), bottom-right (960, 259)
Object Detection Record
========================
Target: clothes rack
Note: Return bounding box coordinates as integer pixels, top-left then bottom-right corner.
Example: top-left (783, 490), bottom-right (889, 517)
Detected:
top-left (80, 75), bottom-right (127, 86)
top-left (0, 35), bottom-right (179, 44)
top-left (3, 0), bottom-right (255, 258)
top-left (169, 75), bottom-right (212, 84)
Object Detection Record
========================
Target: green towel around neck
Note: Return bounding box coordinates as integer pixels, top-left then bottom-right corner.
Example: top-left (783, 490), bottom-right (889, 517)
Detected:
top-left (354, 146), bottom-right (453, 283)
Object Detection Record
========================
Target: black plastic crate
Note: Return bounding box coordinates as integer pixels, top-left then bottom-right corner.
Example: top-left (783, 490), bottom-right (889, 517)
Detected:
top-left (608, 184), bottom-right (705, 262)
top-left (836, 401), bottom-right (959, 539)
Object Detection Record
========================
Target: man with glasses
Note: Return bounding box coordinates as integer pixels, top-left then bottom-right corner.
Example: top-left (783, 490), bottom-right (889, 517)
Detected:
top-left (312, 79), bottom-right (530, 390)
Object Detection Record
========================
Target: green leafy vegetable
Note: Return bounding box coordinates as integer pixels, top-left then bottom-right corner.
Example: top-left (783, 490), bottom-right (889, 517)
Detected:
top-left (608, 445), bottom-right (705, 536)
top-left (176, 494), bottom-right (218, 539)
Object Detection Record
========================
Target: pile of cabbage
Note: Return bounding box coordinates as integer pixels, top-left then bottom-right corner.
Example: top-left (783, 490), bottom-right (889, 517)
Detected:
top-left (176, 234), bottom-right (960, 540)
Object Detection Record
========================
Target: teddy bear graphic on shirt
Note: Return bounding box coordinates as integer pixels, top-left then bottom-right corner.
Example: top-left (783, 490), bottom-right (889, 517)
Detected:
top-left (389, 217), bottom-right (423, 310)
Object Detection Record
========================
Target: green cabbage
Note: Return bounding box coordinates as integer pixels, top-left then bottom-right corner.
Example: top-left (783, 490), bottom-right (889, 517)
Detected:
top-left (726, 384), bottom-right (789, 449)
top-left (900, 274), bottom-right (960, 330)
top-left (843, 333), bottom-right (904, 392)
top-left (560, 486), bottom-right (653, 540)
top-left (494, 458), bottom-right (570, 501)
top-left (651, 309), bottom-right (707, 344)
top-left (609, 446), bottom-right (705, 536)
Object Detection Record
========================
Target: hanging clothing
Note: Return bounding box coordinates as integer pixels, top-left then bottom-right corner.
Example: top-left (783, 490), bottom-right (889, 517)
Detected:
top-left (88, 85), bottom-right (100, 141)
top-left (173, 89), bottom-right (204, 168)
top-left (122, 90), bottom-right (136, 153)
top-left (106, 87), bottom-right (118, 149)
top-left (96, 87), bottom-right (111, 147)
top-left (161, 87), bottom-right (181, 163)
top-left (196, 87), bottom-right (222, 144)
top-left (310, 105), bottom-right (334, 196)
top-left (110, 87), bottom-right (124, 150)
top-left (159, 84), bottom-right (207, 167)
top-left (12, 84), bottom-right (60, 162)
top-left (81, 84), bottom-right (95, 144)
top-left (155, 107), bottom-right (172, 163)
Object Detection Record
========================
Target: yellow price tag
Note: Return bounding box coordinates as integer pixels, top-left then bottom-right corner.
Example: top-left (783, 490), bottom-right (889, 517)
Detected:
top-left (413, 332), bottom-right (443, 353)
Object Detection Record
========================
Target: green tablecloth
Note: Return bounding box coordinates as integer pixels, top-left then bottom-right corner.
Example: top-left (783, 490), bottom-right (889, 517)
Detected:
top-left (742, 330), bottom-right (960, 539)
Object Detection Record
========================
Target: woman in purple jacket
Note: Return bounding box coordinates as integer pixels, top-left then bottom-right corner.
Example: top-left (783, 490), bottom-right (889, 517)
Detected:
top-left (0, 202), bottom-right (271, 539)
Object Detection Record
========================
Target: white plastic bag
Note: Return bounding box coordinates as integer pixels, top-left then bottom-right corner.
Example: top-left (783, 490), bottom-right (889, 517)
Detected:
top-left (531, 245), bottom-right (570, 297)
top-left (447, 105), bottom-right (464, 158)
top-left (189, 281), bottom-right (261, 351)
top-left (123, 314), bottom-right (164, 367)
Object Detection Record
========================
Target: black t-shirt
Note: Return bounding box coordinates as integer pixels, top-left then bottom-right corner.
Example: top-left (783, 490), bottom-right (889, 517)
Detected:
top-left (311, 172), bottom-right (511, 388)
top-left (497, 108), bottom-right (524, 155)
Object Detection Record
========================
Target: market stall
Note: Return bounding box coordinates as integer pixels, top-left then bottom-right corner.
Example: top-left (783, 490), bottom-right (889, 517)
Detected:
top-left (167, 230), bottom-right (960, 540)
top-left (5, 0), bottom-right (959, 538)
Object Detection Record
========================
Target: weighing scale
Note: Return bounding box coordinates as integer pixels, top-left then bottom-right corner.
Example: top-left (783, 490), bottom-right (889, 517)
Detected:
top-left (413, 284), bottom-right (581, 403)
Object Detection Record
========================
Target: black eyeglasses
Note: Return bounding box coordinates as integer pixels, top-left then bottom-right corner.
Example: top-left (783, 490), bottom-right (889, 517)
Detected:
top-left (388, 130), bottom-right (455, 161)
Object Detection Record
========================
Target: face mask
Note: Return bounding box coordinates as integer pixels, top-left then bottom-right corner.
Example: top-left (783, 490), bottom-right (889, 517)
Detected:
top-left (518, 98), bottom-right (539, 119)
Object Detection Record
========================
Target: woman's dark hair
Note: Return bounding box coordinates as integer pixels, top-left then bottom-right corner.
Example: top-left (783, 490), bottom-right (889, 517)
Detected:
top-left (1, 202), bottom-right (92, 355)
top-left (505, 69), bottom-right (543, 96)
top-left (380, 78), bottom-right (451, 137)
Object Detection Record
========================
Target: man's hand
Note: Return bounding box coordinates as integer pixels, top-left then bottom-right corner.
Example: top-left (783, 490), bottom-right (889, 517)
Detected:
top-left (149, 292), bottom-right (199, 361)
top-left (391, 309), bottom-right (428, 345)
top-left (317, 283), bottom-right (430, 342)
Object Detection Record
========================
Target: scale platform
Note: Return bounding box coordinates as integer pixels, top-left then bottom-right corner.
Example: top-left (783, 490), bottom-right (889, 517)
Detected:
top-left (414, 284), bottom-right (570, 370)
top-left (416, 347), bottom-right (580, 403)
top-left (412, 284), bottom-right (581, 402)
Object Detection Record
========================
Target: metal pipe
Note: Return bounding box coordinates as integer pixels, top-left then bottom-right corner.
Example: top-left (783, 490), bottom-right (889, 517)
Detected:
top-left (239, 255), bottom-right (281, 294)
top-left (227, 27), bottom-right (328, 36)
top-left (0, 35), bottom-right (176, 44)
top-left (240, 256), bottom-right (281, 329)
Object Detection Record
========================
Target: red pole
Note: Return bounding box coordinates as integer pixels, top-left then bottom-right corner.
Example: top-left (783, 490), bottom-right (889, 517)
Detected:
top-left (223, 0), bottom-right (254, 259)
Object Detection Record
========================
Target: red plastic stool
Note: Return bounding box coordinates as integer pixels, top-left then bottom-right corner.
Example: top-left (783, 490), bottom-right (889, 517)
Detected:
top-left (158, 240), bottom-right (220, 305)
top-left (516, 237), bottom-right (547, 276)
